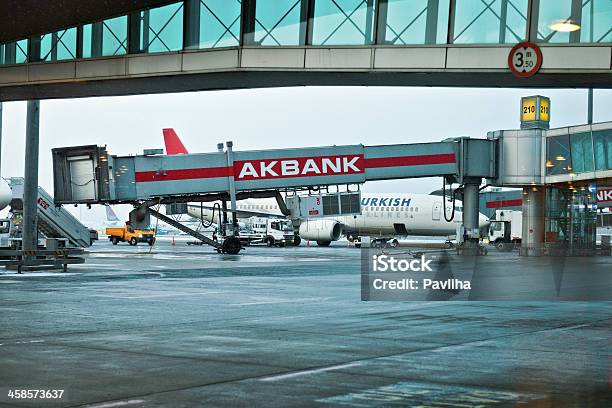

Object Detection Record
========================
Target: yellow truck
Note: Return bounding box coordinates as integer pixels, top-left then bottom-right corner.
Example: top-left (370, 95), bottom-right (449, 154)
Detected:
top-left (106, 226), bottom-right (155, 246)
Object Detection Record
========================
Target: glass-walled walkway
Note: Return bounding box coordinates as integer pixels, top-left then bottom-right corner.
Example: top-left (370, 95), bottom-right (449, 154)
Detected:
top-left (0, 0), bottom-right (610, 65)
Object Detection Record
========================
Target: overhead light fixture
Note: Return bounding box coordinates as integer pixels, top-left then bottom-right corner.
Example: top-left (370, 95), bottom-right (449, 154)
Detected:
top-left (555, 155), bottom-right (566, 161)
top-left (546, 160), bottom-right (554, 168)
top-left (549, 19), bottom-right (581, 33)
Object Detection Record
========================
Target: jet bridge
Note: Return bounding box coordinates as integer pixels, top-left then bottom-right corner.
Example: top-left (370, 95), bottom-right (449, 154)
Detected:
top-left (52, 138), bottom-right (497, 254)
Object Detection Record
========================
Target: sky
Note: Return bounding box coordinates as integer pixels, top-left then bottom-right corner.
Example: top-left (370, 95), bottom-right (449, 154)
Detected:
top-left (1, 87), bottom-right (611, 226)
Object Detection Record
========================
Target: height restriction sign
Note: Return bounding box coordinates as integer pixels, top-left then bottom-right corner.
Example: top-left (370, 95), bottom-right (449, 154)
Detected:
top-left (508, 42), bottom-right (543, 78)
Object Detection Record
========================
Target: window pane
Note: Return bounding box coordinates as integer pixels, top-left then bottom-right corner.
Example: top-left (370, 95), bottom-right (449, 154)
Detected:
top-left (83, 16), bottom-right (128, 58)
top-left (570, 132), bottom-right (594, 173)
top-left (253, 0), bottom-right (304, 45)
top-left (581, 0), bottom-right (612, 43)
top-left (15, 40), bottom-right (28, 63)
top-left (383, 0), bottom-right (450, 44)
top-left (0, 40), bottom-right (28, 65)
top-left (546, 135), bottom-right (572, 176)
top-left (538, 0), bottom-right (612, 43)
top-left (200, 0), bottom-right (241, 48)
top-left (537, 0), bottom-right (573, 43)
top-left (40, 28), bottom-right (77, 61)
top-left (593, 129), bottom-right (612, 171)
top-left (312, 0), bottom-right (376, 45)
top-left (140, 2), bottom-right (184, 52)
top-left (453, 0), bottom-right (528, 44)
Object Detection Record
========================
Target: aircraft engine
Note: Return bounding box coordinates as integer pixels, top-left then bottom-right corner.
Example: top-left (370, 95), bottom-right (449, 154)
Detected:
top-left (0, 179), bottom-right (11, 211)
top-left (298, 219), bottom-right (342, 242)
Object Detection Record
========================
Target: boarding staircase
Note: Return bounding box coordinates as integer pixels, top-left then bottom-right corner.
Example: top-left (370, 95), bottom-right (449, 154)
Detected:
top-left (8, 178), bottom-right (92, 248)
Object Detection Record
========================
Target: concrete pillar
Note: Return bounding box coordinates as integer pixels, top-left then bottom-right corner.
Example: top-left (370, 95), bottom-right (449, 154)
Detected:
top-left (520, 187), bottom-right (546, 256)
top-left (22, 101), bottom-right (40, 256)
top-left (463, 179), bottom-right (481, 239)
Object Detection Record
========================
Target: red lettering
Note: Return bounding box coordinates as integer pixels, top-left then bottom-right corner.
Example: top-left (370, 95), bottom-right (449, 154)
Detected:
top-left (234, 155), bottom-right (364, 181)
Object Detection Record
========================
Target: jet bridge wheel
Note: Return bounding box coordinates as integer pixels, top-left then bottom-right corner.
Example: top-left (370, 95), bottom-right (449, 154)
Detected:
top-left (293, 236), bottom-right (301, 246)
top-left (222, 237), bottom-right (242, 255)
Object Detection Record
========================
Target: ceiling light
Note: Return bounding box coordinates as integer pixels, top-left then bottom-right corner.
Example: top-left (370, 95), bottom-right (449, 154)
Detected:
top-left (549, 19), bottom-right (581, 32)
top-left (555, 155), bottom-right (566, 161)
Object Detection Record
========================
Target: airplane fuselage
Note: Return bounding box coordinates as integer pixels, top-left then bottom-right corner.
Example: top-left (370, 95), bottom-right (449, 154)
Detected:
top-left (187, 193), bottom-right (488, 239)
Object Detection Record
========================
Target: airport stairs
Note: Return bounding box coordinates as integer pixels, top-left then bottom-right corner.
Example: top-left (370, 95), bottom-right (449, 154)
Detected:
top-left (146, 208), bottom-right (222, 250)
top-left (8, 178), bottom-right (92, 248)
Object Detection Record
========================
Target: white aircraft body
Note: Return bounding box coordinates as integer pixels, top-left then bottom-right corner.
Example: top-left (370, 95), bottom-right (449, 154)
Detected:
top-left (187, 193), bottom-right (489, 246)
top-left (0, 179), bottom-right (12, 212)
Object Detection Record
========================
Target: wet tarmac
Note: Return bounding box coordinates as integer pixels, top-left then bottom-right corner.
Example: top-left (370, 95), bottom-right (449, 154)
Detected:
top-left (1, 240), bottom-right (611, 407)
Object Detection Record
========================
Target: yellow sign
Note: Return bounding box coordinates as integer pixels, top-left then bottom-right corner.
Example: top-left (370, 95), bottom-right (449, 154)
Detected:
top-left (521, 95), bottom-right (550, 128)
top-left (539, 97), bottom-right (550, 122)
top-left (521, 97), bottom-right (537, 122)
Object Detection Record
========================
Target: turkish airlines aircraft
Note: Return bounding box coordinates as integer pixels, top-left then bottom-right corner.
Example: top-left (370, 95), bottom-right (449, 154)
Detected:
top-left (163, 129), bottom-right (489, 246)
top-left (186, 193), bottom-right (488, 246)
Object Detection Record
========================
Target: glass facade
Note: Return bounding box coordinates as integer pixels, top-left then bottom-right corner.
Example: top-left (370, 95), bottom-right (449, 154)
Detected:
top-left (546, 135), bottom-right (572, 176)
top-left (546, 128), bottom-right (612, 176)
top-left (381, 0), bottom-right (450, 44)
top-left (593, 128), bottom-right (612, 171)
top-left (537, 0), bottom-right (612, 43)
top-left (198, 0), bottom-right (241, 48)
top-left (312, 0), bottom-right (376, 45)
top-left (0, 40), bottom-right (28, 64)
top-left (545, 187), bottom-right (597, 254)
top-left (452, 0), bottom-right (528, 44)
top-left (0, 0), bottom-right (610, 65)
top-left (136, 2), bottom-right (184, 53)
top-left (38, 28), bottom-right (78, 62)
top-left (252, 0), bottom-right (305, 45)
top-left (83, 16), bottom-right (128, 58)
top-left (570, 132), bottom-right (594, 173)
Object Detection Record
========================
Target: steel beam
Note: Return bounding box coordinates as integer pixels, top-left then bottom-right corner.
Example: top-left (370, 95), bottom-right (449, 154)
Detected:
top-left (91, 22), bottom-right (104, 57)
top-left (462, 179), bottom-right (481, 240)
top-left (588, 88), bottom-right (593, 124)
top-left (570, 0), bottom-right (582, 44)
top-left (184, 0), bottom-right (201, 49)
top-left (22, 100), bottom-right (40, 257)
top-left (225, 141), bottom-right (239, 233)
top-left (425, 0), bottom-right (439, 45)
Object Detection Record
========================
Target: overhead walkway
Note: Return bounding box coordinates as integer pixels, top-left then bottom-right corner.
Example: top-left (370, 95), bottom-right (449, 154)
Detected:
top-left (8, 178), bottom-right (92, 248)
top-left (1, 0), bottom-right (611, 100)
